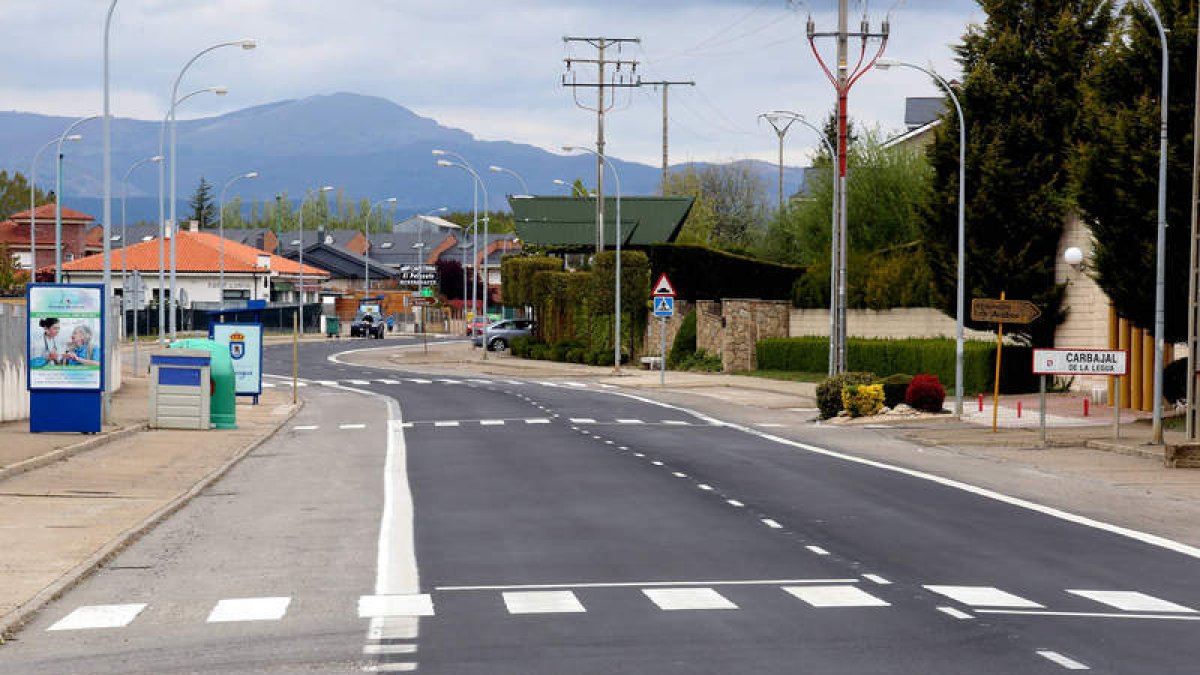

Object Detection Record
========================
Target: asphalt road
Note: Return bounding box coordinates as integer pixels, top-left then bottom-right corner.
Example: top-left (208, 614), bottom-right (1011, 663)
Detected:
top-left (2, 337), bottom-right (1198, 674)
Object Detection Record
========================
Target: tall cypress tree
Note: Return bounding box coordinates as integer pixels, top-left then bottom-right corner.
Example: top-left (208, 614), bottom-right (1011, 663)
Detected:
top-left (1073, 0), bottom-right (1196, 342)
top-left (188, 176), bottom-right (215, 228)
top-left (921, 0), bottom-right (1113, 346)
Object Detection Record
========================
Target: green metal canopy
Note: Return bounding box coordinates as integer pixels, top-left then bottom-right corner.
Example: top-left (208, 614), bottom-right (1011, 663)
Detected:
top-left (508, 196), bottom-right (694, 249)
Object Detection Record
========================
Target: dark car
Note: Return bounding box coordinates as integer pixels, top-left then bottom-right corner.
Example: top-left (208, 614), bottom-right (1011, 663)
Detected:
top-left (349, 312), bottom-right (386, 339)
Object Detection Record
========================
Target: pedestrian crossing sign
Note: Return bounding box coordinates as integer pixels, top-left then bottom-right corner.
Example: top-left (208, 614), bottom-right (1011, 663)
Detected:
top-left (653, 296), bottom-right (675, 317)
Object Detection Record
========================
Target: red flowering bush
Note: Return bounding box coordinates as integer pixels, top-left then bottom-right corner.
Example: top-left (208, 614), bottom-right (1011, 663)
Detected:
top-left (905, 373), bottom-right (946, 413)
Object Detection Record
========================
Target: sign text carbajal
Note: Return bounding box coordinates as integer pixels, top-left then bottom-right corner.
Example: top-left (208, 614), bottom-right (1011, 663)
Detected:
top-left (970, 298), bottom-right (1041, 324)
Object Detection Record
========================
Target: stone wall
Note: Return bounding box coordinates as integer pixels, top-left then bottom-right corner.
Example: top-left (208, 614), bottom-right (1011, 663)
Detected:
top-left (721, 300), bottom-right (789, 372)
top-left (696, 300), bottom-right (723, 355)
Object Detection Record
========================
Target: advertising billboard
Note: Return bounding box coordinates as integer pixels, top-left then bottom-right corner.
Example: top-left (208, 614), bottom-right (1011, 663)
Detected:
top-left (27, 284), bottom-right (104, 391)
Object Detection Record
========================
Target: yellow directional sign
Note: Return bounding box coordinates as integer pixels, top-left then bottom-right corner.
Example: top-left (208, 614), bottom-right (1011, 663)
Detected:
top-left (971, 298), bottom-right (1041, 324)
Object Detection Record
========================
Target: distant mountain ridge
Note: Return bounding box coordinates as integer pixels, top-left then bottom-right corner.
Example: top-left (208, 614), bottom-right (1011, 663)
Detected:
top-left (0, 92), bottom-right (806, 223)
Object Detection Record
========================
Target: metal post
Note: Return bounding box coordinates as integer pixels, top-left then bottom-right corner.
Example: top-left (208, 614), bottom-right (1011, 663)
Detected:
top-left (660, 315), bottom-right (666, 386)
top-left (1114, 375), bottom-right (1122, 439)
top-left (102, 0), bottom-right (117, 422)
top-left (1039, 374), bottom-right (1047, 447)
top-left (1141, 1), bottom-right (1169, 445)
top-left (1188, 4), bottom-right (1200, 440)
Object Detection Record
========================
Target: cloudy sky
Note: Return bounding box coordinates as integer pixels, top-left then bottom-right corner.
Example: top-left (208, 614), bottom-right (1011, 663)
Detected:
top-left (1, 0), bottom-right (983, 167)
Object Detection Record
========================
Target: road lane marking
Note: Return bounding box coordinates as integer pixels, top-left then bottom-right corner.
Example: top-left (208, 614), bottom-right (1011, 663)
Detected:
top-left (348, 380), bottom-right (371, 385)
top-left (294, 425), bottom-right (319, 431)
top-left (762, 519), bottom-right (783, 529)
top-left (207, 597), bottom-right (291, 623)
top-left (359, 595), bottom-right (435, 617)
top-left (863, 574), bottom-right (892, 585)
top-left (643, 588), bottom-right (738, 611)
top-left (569, 418), bottom-right (596, 424)
top-left (437, 578), bottom-right (858, 591)
top-left (434, 421), bottom-right (459, 427)
top-left (976, 609), bottom-right (1200, 621)
top-left (756, 423), bottom-right (785, 428)
top-left (662, 420), bottom-right (689, 425)
top-left (436, 379), bottom-right (462, 384)
top-left (377, 379), bottom-right (401, 385)
top-left (806, 546), bottom-right (831, 556)
top-left (364, 644), bottom-right (418, 655)
top-left (405, 378), bottom-right (433, 384)
top-left (502, 591), bottom-right (585, 614)
top-left (924, 585), bottom-right (1044, 609)
top-left (48, 604), bottom-right (146, 630)
top-left (1066, 590), bottom-right (1196, 613)
top-left (785, 585), bottom-right (890, 608)
top-left (672, 472), bottom-right (687, 478)
top-left (651, 461), bottom-right (664, 466)
top-left (698, 484), bottom-right (714, 491)
top-left (340, 423), bottom-right (367, 430)
top-left (363, 665), bottom-right (418, 673)
top-left (317, 380), bottom-right (338, 386)
top-left (938, 606), bottom-right (974, 620)
top-left (525, 419), bottom-right (551, 424)
top-left (1036, 650), bottom-right (1089, 670)
top-left (616, 419), bottom-right (644, 424)
top-left (727, 499), bottom-right (744, 507)
top-left (479, 420), bottom-right (505, 426)
top-left (467, 379), bottom-right (493, 384)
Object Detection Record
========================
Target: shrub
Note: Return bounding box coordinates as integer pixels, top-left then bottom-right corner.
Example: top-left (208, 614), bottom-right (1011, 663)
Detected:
top-left (566, 347), bottom-right (586, 364)
top-left (667, 311), bottom-right (698, 369)
top-left (511, 336), bottom-right (533, 358)
top-left (1164, 357), bottom-right (1188, 404)
top-left (906, 373), bottom-right (946, 412)
top-left (529, 343), bottom-right (549, 361)
top-left (816, 371), bottom-right (875, 419)
top-left (875, 373), bottom-right (913, 408)
top-left (842, 384), bottom-right (885, 417)
top-left (676, 349), bottom-right (723, 372)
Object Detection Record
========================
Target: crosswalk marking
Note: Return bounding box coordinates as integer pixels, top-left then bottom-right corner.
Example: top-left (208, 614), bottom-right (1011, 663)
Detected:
top-left (502, 591), bottom-right (585, 614)
top-left (207, 597), bottom-right (290, 623)
top-left (48, 604), bottom-right (146, 631)
top-left (363, 664), bottom-right (418, 673)
top-left (364, 644), bottom-right (418, 655)
top-left (1066, 590), bottom-right (1196, 614)
top-left (924, 585), bottom-right (1044, 609)
top-left (785, 585), bottom-right (890, 608)
top-left (643, 588), bottom-right (737, 611)
top-left (1036, 650), bottom-right (1090, 670)
top-left (359, 595), bottom-right (435, 618)
top-left (938, 606), bottom-right (974, 620)
top-left (262, 382), bottom-right (276, 388)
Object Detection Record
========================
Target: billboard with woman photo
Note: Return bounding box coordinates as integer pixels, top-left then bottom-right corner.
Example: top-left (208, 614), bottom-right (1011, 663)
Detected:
top-left (27, 284), bottom-right (104, 391)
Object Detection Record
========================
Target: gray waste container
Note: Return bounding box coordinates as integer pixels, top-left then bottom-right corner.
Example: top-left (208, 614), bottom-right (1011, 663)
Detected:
top-left (149, 349), bottom-right (212, 429)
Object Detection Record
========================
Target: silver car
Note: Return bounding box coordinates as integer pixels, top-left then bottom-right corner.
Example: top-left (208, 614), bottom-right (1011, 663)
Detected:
top-left (474, 319), bottom-right (534, 351)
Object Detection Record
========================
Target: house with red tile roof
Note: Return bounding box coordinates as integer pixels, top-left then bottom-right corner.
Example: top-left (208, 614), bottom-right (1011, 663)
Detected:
top-left (53, 227), bottom-right (331, 309)
top-left (0, 204), bottom-right (99, 276)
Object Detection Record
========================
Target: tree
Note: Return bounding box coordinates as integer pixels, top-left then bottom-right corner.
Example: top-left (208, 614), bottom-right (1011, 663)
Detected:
top-left (921, 0), bottom-right (1112, 346)
top-left (0, 244), bottom-right (29, 295)
top-left (1073, 0), bottom-right (1195, 342)
top-left (662, 163), bottom-right (768, 251)
top-left (188, 176), bottom-right (215, 228)
top-left (0, 170), bottom-right (52, 221)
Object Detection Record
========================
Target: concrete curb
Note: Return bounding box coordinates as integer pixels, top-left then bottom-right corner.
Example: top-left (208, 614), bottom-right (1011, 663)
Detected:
top-left (0, 423), bottom-right (147, 485)
top-left (0, 398), bottom-right (305, 643)
top-left (1085, 439), bottom-right (1165, 462)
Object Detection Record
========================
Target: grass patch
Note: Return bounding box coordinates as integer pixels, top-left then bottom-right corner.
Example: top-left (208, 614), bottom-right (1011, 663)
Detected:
top-left (742, 370), bottom-right (827, 383)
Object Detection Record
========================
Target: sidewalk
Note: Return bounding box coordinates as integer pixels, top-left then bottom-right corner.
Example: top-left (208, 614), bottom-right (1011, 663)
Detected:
top-left (0, 362), bottom-right (299, 640)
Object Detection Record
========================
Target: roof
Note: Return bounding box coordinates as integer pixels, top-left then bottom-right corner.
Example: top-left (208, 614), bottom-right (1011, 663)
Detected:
top-left (508, 196), bottom-right (693, 249)
top-left (9, 204), bottom-right (95, 223)
top-left (282, 242), bottom-right (398, 280)
top-left (883, 119), bottom-right (942, 150)
top-left (393, 215), bottom-right (461, 233)
top-left (366, 231), bottom-right (457, 266)
top-left (904, 97), bottom-right (946, 129)
top-left (55, 230), bottom-right (329, 277)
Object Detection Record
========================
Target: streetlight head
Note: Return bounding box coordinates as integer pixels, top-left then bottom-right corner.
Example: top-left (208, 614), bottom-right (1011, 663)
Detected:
top-left (385, 197), bottom-right (398, 203)
top-left (65, 134), bottom-right (83, 142)
top-left (553, 179), bottom-right (567, 186)
top-left (211, 86), bottom-right (229, 95)
top-left (319, 185), bottom-right (335, 193)
top-left (244, 172), bottom-right (259, 179)
top-left (1064, 246), bottom-right (1084, 266)
top-left (239, 39), bottom-right (258, 50)
top-left (488, 165), bottom-right (504, 173)
top-left (150, 155), bottom-right (164, 162)
top-left (433, 207), bottom-right (448, 213)
top-left (875, 58), bottom-right (899, 70)
top-left (436, 159), bottom-right (454, 167)
top-left (562, 146), bottom-right (578, 153)
top-left (431, 149), bottom-right (446, 156)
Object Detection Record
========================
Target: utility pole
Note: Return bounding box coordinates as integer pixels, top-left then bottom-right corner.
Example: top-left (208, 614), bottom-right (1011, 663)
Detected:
top-left (808, 2), bottom-right (889, 374)
top-left (562, 36), bottom-right (640, 253)
top-left (640, 79), bottom-right (694, 195)
top-left (1186, 8), bottom-right (1200, 440)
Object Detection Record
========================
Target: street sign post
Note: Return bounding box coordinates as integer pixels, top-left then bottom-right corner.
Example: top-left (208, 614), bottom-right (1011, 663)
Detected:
top-left (652, 273), bottom-right (676, 386)
top-left (1034, 348), bottom-right (1129, 442)
top-left (653, 296), bottom-right (675, 317)
top-left (970, 298), bottom-right (1041, 324)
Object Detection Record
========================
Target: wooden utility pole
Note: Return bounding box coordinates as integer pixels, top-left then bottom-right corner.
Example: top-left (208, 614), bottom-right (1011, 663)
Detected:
top-left (640, 80), bottom-right (694, 195)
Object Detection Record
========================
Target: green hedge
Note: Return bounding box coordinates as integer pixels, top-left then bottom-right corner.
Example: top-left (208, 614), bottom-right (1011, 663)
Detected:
top-left (757, 337), bottom-right (1038, 394)
top-left (646, 243), bottom-right (803, 301)
top-left (501, 256), bottom-right (564, 307)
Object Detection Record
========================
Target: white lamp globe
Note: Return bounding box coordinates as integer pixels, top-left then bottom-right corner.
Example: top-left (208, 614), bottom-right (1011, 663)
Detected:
top-left (1064, 246), bottom-right (1084, 266)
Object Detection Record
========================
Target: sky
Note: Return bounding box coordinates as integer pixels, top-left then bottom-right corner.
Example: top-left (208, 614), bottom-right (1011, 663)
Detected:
top-left (0, 0), bottom-right (984, 169)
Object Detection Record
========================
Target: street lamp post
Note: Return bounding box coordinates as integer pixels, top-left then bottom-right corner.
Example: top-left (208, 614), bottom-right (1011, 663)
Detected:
top-left (564, 145), bottom-right (623, 371)
top-left (55, 116), bottom-right (99, 282)
top-left (876, 59), bottom-right (967, 417)
top-left (552, 179), bottom-right (590, 197)
top-left (365, 197), bottom-right (398, 294)
top-left (122, 154), bottom-right (163, 372)
top-left (433, 150), bottom-right (479, 323)
top-left (489, 165), bottom-right (530, 195)
top-left (436, 158), bottom-right (490, 358)
top-left (758, 112), bottom-right (799, 213)
top-left (158, 85), bottom-right (226, 343)
top-left (218, 171), bottom-right (259, 308)
top-left (168, 40), bottom-right (256, 340)
top-left (297, 186), bottom-right (335, 335)
top-left (30, 135), bottom-right (80, 280)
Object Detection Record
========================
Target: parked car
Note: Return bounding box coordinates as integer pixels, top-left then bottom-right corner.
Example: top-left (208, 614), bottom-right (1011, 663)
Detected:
top-left (466, 316), bottom-right (489, 337)
top-left (473, 319), bottom-right (534, 351)
top-left (349, 311), bottom-right (386, 339)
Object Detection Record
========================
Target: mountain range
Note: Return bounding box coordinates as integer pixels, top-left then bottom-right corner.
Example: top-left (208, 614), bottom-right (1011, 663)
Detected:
top-left (0, 92), bottom-right (807, 223)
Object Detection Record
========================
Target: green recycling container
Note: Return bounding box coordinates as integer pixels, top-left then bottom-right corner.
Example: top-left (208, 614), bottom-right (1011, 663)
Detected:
top-left (170, 338), bottom-right (237, 429)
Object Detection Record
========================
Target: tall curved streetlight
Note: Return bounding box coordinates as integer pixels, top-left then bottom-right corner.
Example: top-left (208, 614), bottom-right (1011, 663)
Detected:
top-left (365, 197), bottom-right (398, 294)
top-left (876, 59), bottom-right (967, 417)
top-left (218, 170), bottom-right (259, 307)
top-left (158, 85), bottom-right (226, 343)
top-left (758, 111), bottom-right (799, 213)
top-left (489, 164), bottom-right (530, 195)
top-left (295, 186), bottom-right (335, 334)
top-left (436, 158), bottom-right (490, 358)
top-left (433, 149), bottom-right (480, 319)
top-left (167, 39), bottom-right (256, 340)
top-left (29, 134), bottom-right (81, 278)
top-left (55, 115), bottom-right (100, 282)
top-left (760, 110), bottom-right (839, 377)
top-left (564, 145), bottom-right (623, 372)
top-left (121, 155), bottom-right (162, 372)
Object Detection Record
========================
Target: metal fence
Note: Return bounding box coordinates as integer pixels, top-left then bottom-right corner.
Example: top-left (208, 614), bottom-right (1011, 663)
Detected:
top-left (124, 303), bottom-right (324, 335)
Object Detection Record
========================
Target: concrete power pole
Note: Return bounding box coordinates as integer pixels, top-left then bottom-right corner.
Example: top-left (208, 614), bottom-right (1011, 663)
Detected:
top-left (641, 80), bottom-right (694, 195)
top-left (808, 2), bottom-right (889, 374)
top-left (562, 36), bottom-right (640, 253)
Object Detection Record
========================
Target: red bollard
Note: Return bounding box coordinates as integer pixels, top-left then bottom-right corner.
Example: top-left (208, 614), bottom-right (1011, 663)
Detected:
top-left (1084, 398), bottom-right (1089, 417)
top-left (978, 393), bottom-right (984, 412)
top-left (1017, 401), bottom-right (1022, 418)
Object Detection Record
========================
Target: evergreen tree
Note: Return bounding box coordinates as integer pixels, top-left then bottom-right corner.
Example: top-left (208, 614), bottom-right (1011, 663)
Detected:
top-left (0, 170), bottom-right (52, 221)
top-left (922, 0), bottom-right (1113, 346)
top-left (1073, 0), bottom-right (1195, 342)
top-left (188, 176), bottom-right (215, 228)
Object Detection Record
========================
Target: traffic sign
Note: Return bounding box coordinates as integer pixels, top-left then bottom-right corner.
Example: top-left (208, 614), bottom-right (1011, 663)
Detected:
top-left (1033, 349), bottom-right (1128, 376)
top-left (653, 296), bottom-right (675, 317)
top-left (970, 298), bottom-right (1041, 324)
top-left (652, 273), bottom-right (676, 297)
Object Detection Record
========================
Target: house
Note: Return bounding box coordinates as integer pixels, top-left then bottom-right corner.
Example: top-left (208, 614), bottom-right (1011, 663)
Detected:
top-left (0, 204), bottom-right (100, 273)
top-left (282, 238), bottom-right (399, 294)
top-left (507, 195), bottom-right (693, 250)
top-left (55, 226), bottom-right (330, 308)
top-left (393, 214), bottom-right (461, 236)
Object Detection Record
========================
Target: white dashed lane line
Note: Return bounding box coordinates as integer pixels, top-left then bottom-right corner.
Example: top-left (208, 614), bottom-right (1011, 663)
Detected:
top-left (1036, 650), bottom-right (1090, 670)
